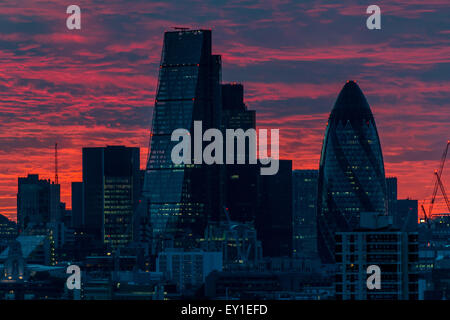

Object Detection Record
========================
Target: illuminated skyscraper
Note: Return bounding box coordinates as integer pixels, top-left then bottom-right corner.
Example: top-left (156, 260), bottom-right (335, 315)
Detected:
top-left (139, 30), bottom-right (222, 253)
top-left (83, 146), bottom-right (140, 251)
top-left (317, 81), bottom-right (387, 263)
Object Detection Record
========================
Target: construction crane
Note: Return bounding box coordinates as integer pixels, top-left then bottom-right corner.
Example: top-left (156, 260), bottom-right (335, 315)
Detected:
top-left (421, 140), bottom-right (450, 224)
top-left (54, 142), bottom-right (59, 184)
top-left (434, 171), bottom-right (450, 213)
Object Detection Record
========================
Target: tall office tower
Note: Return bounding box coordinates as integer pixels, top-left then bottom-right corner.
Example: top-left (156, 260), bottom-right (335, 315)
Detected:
top-left (139, 30), bottom-right (222, 253)
top-left (292, 170), bottom-right (318, 259)
top-left (71, 182), bottom-right (84, 229)
top-left (257, 160), bottom-right (293, 257)
top-left (335, 212), bottom-right (418, 300)
top-left (17, 174), bottom-right (62, 232)
top-left (221, 83), bottom-right (258, 222)
top-left (396, 199), bottom-right (418, 232)
top-left (221, 83), bottom-right (255, 130)
top-left (386, 177), bottom-right (398, 218)
top-left (83, 146), bottom-right (140, 250)
top-left (317, 81), bottom-right (387, 264)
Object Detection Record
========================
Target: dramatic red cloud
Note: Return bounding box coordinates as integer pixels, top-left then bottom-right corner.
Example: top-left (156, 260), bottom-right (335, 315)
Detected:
top-left (0, 0), bottom-right (449, 222)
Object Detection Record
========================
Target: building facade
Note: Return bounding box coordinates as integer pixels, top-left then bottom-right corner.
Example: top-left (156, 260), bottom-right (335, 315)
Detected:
top-left (71, 182), bottom-right (84, 229)
top-left (221, 83), bottom-right (258, 223)
top-left (292, 170), bottom-right (318, 259)
top-left (156, 249), bottom-right (222, 293)
top-left (335, 221), bottom-right (419, 300)
top-left (396, 199), bottom-right (418, 232)
top-left (139, 29), bottom-right (222, 253)
top-left (386, 177), bottom-right (398, 218)
top-left (257, 160), bottom-right (293, 257)
top-left (0, 214), bottom-right (17, 245)
top-left (82, 146), bottom-right (140, 251)
top-left (17, 174), bottom-right (62, 232)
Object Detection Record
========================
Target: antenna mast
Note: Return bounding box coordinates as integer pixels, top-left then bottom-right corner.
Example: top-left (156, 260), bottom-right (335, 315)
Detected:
top-left (55, 142), bottom-right (58, 184)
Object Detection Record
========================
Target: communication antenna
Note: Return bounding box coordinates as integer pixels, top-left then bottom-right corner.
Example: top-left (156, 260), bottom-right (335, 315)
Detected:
top-left (55, 142), bottom-right (59, 184)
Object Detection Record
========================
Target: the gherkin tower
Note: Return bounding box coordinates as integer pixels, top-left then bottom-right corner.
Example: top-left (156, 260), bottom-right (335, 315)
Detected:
top-left (317, 81), bottom-right (387, 264)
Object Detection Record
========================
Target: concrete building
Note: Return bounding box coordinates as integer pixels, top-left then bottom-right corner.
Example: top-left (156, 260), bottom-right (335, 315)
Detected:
top-left (156, 249), bottom-right (222, 293)
top-left (335, 212), bottom-right (418, 300)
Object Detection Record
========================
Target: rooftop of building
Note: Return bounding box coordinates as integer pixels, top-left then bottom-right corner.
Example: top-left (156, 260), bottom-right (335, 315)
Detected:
top-left (329, 80), bottom-right (375, 124)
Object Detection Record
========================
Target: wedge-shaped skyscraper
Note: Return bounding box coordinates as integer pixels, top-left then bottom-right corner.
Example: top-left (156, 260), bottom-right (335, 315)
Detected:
top-left (317, 81), bottom-right (387, 263)
top-left (138, 30), bottom-right (222, 253)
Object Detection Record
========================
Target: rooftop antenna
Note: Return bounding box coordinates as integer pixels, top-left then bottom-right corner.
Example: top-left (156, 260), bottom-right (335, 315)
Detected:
top-left (55, 142), bottom-right (58, 184)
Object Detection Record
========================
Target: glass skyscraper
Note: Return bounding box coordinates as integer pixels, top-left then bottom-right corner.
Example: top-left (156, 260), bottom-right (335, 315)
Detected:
top-left (82, 146), bottom-right (140, 251)
top-left (140, 30), bottom-right (222, 253)
top-left (317, 81), bottom-right (387, 263)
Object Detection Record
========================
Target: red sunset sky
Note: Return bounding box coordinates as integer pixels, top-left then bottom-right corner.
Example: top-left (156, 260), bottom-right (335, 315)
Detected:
top-left (0, 0), bottom-right (449, 220)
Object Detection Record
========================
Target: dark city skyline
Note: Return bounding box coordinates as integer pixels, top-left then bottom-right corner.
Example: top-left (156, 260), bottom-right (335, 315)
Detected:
top-left (0, 0), bottom-right (449, 304)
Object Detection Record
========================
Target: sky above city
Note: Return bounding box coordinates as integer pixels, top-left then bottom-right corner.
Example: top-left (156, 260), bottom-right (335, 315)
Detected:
top-left (0, 0), bottom-right (449, 220)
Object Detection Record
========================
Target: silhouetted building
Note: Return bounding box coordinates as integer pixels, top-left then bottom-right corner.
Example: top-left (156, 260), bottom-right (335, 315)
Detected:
top-left (292, 170), bottom-right (318, 259)
top-left (335, 212), bottom-right (418, 300)
top-left (71, 182), bottom-right (84, 229)
top-left (396, 199), bottom-right (418, 232)
top-left (317, 81), bottom-right (387, 264)
top-left (17, 174), bottom-right (62, 232)
top-left (257, 160), bottom-right (293, 257)
top-left (221, 83), bottom-right (258, 222)
top-left (156, 249), bottom-right (222, 293)
top-left (83, 146), bottom-right (140, 251)
top-left (205, 269), bottom-right (333, 300)
top-left (0, 214), bottom-right (17, 241)
top-left (139, 29), bottom-right (222, 253)
top-left (221, 83), bottom-right (255, 131)
top-left (386, 177), bottom-right (398, 218)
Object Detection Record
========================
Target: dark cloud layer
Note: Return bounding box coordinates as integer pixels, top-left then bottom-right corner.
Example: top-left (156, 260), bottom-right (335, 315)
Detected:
top-left (0, 0), bottom-right (449, 219)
